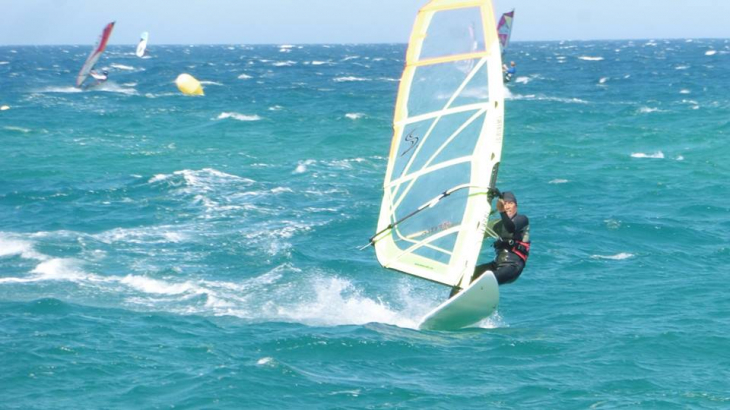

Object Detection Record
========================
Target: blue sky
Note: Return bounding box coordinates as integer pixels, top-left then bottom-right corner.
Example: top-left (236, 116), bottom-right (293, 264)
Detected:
top-left (0, 0), bottom-right (728, 45)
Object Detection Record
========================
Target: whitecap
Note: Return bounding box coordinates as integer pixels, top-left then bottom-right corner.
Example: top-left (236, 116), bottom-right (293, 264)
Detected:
top-left (200, 81), bottom-right (223, 86)
top-left (3, 126), bottom-right (31, 133)
top-left (637, 107), bottom-right (661, 114)
top-left (333, 76), bottom-right (370, 82)
top-left (31, 258), bottom-right (89, 281)
top-left (237, 73), bottom-right (252, 79)
top-left (217, 112), bottom-right (262, 121)
top-left (110, 63), bottom-right (135, 71)
top-left (590, 253), bottom-right (634, 260)
top-left (705, 50), bottom-right (717, 56)
top-left (345, 113), bottom-right (365, 120)
top-left (676, 155), bottom-right (684, 161)
top-left (548, 179), bottom-right (568, 184)
top-left (679, 89), bottom-right (691, 94)
top-left (293, 159), bottom-right (316, 174)
top-left (268, 105), bottom-right (283, 111)
top-left (631, 151), bottom-right (664, 159)
top-left (579, 56), bottom-right (604, 61)
top-left (599, 77), bottom-right (609, 84)
top-left (0, 234), bottom-right (46, 260)
top-left (272, 61), bottom-right (296, 67)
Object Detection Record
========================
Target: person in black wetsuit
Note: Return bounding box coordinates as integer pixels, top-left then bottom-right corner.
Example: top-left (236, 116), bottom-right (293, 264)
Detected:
top-left (473, 191), bottom-right (530, 285)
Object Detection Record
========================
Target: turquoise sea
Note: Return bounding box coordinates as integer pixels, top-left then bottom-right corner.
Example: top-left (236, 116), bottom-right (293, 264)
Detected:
top-left (1, 39), bottom-right (729, 408)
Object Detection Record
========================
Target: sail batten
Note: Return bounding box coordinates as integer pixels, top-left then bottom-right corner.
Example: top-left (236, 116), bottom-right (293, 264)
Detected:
top-left (374, 0), bottom-right (504, 288)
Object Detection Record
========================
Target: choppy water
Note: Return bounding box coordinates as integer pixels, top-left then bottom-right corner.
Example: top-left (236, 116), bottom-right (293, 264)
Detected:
top-left (1, 40), bottom-right (729, 408)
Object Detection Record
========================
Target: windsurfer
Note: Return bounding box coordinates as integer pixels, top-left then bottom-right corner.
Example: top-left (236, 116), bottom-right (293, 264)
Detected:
top-left (503, 61), bottom-right (516, 83)
top-left (473, 191), bottom-right (529, 285)
top-left (85, 70), bottom-right (109, 89)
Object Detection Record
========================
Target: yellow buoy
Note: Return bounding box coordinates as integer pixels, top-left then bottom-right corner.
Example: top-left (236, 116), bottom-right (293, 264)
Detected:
top-left (175, 73), bottom-right (204, 96)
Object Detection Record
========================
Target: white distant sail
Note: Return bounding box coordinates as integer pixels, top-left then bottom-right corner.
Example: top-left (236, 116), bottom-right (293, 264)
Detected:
top-left (372, 0), bottom-right (505, 290)
top-left (136, 32), bottom-right (149, 57)
top-left (76, 22), bottom-right (115, 87)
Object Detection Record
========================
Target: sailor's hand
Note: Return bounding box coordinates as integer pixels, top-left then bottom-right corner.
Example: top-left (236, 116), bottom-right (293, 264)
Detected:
top-left (496, 199), bottom-right (505, 212)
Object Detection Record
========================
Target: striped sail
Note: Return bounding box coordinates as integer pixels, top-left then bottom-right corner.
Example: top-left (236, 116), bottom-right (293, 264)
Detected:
top-left (374, 0), bottom-right (504, 287)
top-left (76, 22), bottom-right (115, 87)
top-left (497, 10), bottom-right (515, 53)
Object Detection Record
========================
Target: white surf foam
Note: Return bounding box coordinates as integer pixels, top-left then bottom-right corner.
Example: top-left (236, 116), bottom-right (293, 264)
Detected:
top-left (579, 56), bottom-right (604, 61)
top-left (333, 76), bottom-right (371, 82)
top-left (31, 258), bottom-right (91, 281)
top-left (590, 253), bottom-right (634, 260)
top-left (3, 126), bottom-right (31, 133)
top-left (631, 151), bottom-right (664, 159)
top-left (237, 74), bottom-right (252, 79)
top-left (549, 179), bottom-right (569, 184)
top-left (345, 113), bottom-right (365, 120)
top-left (110, 63), bottom-right (135, 71)
top-left (0, 234), bottom-right (46, 260)
top-left (217, 112), bottom-right (262, 121)
top-left (705, 50), bottom-right (717, 56)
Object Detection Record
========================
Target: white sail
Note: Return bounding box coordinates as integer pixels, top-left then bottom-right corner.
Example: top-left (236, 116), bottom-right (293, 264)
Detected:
top-left (373, 0), bottom-right (504, 288)
top-left (136, 32), bottom-right (149, 58)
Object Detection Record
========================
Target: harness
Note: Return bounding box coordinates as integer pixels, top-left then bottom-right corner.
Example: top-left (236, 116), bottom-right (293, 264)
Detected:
top-left (494, 238), bottom-right (530, 262)
top-left (511, 240), bottom-right (530, 262)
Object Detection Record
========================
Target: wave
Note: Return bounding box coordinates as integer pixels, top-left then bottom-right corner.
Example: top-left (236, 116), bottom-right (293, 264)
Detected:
top-left (705, 50), bottom-right (717, 56)
top-left (37, 86), bottom-right (82, 93)
top-left (590, 253), bottom-right (634, 260)
top-left (216, 112), bottom-right (262, 121)
top-left (637, 107), bottom-right (662, 114)
top-left (0, 233), bottom-right (46, 260)
top-left (345, 113), bottom-right (365, 120)
top-left (333, 76), bottom-right (371, 82)
top-left (509, 94), bottom-right (589, 104)
top-left (199, 81), bottom-right (223, 86)
top-left (237, 74), bottom-right (252, 79)
top-left (579, 56), bottom-right (604, 61)
top-left (110, 63), bottom-right (135, 71)
top-left (3, 126), bottom-right (31, 133)
top-left (549, 179), bottom-right (569, 184)
top-left (631, 151), bottom-right (664, 159)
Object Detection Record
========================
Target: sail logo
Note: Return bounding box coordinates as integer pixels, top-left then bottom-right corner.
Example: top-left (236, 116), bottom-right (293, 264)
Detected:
top-left (400, 129), bottom-right (419, 157)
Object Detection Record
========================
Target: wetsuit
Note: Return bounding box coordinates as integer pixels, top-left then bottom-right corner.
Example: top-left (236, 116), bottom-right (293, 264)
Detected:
top-left (504, 66), bottom-right (516, 83)
top-left (473, 211), bottom-right (530, 285)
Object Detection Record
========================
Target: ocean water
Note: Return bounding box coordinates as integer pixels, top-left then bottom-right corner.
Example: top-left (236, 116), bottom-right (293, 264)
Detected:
top-left (1, 40), bottom-right (729, 409)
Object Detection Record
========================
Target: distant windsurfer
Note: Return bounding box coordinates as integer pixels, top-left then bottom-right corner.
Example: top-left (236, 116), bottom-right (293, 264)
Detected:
top-left (503, 61), bottom-right (516, 83)
top-left (472, 191), bottom-right (530, 286)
